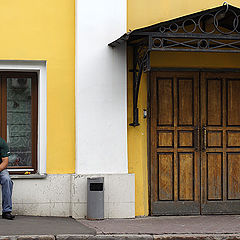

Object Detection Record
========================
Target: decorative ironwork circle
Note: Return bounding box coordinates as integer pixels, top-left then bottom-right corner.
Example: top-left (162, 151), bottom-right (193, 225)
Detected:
top-left (183, 19), bottom-right (197, 33)
top-left (214, 9), bottom-right (239, 34)
top-left (198, 39), bottom-right (209, 49)
top-left (236, 15), bottom-right (240, 33)
top-left (169, 23), bottom-right (179, 33)
top-left (198, 13), bottom-right (215, 34)
top-left (153, 38), bottom-right (162, 48)
top-left (159, 26), bottom-right (166, 33)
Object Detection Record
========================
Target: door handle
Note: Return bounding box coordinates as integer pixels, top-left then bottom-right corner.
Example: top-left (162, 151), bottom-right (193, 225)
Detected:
top-left (194, 126), bottom-right (200, 152)
top-left (202, 126), bottom-right (207, 152)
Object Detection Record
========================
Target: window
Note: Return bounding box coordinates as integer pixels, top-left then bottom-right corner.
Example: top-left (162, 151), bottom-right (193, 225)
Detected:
top-left (0, 72), bottom-right (38, 174)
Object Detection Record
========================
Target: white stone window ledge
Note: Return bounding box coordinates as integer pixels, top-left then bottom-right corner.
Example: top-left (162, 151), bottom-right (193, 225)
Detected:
top-left (11, 173), bottom-right (47, 179)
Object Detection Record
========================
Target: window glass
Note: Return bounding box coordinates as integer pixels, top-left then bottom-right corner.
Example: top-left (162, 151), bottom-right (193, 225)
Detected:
top-left (7, 78), bottom-right (32, 167)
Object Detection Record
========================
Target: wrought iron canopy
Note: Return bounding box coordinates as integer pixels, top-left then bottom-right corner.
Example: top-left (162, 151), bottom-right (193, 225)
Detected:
top-left (109, 3), bottom-right (240, 126)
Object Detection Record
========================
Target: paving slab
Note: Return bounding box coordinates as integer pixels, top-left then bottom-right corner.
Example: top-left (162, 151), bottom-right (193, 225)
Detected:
top-left (78, 215), bottom-right (240, 235)
top-left (0, 216), bottom-right (96, 236)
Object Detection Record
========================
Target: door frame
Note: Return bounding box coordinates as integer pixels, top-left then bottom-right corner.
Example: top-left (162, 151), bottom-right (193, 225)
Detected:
top-left (148, 68), bottom-right (240, 215)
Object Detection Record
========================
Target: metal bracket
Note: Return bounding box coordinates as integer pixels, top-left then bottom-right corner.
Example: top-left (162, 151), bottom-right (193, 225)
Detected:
top-left (129, 41), bottom-right (151, 126)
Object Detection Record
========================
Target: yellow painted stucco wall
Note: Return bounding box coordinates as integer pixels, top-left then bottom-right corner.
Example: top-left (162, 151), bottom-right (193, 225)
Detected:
top-left (127, 0), bottom-right (240, 216)
top-left (128, 0), bottom-right (240, 31)
top-left (128, 48), bottom-right (149, 216)
top-left (0, 0), bottom-right (75, 173)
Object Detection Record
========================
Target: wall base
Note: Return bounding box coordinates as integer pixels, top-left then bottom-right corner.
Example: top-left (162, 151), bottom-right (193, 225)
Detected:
top-left (0, 174), bottom-right (135, 218)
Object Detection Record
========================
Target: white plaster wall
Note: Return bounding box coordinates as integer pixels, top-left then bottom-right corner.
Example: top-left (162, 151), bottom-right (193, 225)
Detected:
top-left (71, 174), bottom-right (135, 219)
top-left (11, 175), bottom-right (71, 217)
top-left (75, 0), bottom-right (128, 174)
top-left (1, 174), bottom-right (135, 218)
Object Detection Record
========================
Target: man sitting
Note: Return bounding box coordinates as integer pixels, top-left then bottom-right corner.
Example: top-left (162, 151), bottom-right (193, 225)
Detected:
top-left (0, 137), bottom-right (14, 220)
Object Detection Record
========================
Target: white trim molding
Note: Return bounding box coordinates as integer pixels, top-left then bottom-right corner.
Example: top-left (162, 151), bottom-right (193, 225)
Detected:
top-left (0, 60), bottom-right (47, 174)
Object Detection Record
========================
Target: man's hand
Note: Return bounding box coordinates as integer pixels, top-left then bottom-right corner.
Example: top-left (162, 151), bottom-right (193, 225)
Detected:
top-left (0, 157), bottom-right (9, 172)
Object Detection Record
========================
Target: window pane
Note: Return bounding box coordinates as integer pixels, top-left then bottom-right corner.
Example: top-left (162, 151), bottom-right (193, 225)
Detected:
top-left (7, 78), bottom-right (32, 167)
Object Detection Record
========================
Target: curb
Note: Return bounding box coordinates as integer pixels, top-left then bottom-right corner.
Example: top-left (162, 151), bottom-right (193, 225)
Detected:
top-left (0, 236), bottom-right (55, 240)
top-left (57, 235), bottom-right (152, 239)
top-left (1, 234), bottom-right (240, 240)
top-left (153, 234), bottom-right (240, 240)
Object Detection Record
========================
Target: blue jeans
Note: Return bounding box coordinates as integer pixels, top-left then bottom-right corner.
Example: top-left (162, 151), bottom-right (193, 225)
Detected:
top-left (0, 169), bottom-right (13, 213)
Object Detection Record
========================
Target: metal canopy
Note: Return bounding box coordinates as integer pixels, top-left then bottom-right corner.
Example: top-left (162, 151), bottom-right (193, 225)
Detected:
top-left (109, 3), bottom-right (240, 126)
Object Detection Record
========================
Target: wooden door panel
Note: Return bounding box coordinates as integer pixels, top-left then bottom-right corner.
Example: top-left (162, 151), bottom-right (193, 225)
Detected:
top-left (178, 153), bottom-right (194, 201)
top-left (227, 79), bottom-right (240, 126)
top-left (158, 131), bottom-right (174, 148)
top-left (207, 153), bottom-right (223, 200)
top-left (151, 72), bottom-right (200, 215)
top-left (157, 78), bottom-right (174, 126)
top-left (178, 79), bottom-right (194, 126)
top-left (178, 130), bottom-right (194, 148)
top-left (201, 72), bottom-right (240, 214)
top-left (207, 131), bottom-right (223, 148)
top-left (227, 153), bottom-right (240, 200)
top-left (207, 79), bottom-right (222, 126)
top-left (158, 153), bottom-right (174, 201)
top-left (227, 131), bottom-right (240, 147)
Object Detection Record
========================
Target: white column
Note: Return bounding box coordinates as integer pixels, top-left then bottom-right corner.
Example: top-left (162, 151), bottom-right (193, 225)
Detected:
top-left (75, 0), bottom-right (127, 174)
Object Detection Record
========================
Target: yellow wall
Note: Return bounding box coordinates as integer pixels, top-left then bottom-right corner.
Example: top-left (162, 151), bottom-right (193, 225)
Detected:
top-left (128, 48), bottom-right (149, 216)
top-left (127, 0), bottom-right (240, 216)
top-left (128, 0), bottom-right (240, 31)
top-left (0, 0), bottom-right (75, 173)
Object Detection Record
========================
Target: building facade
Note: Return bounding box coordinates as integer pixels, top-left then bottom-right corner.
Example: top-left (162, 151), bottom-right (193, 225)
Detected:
top-left (0, 0), bottom-right (240, 218)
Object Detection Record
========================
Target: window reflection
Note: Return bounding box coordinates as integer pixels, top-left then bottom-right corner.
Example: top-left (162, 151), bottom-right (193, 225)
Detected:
top-left (7, 78), bottom-right (32, 167)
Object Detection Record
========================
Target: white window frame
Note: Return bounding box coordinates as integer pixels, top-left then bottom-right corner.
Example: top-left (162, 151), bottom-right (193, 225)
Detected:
top-left (0, 60), bottom-right (47, 174)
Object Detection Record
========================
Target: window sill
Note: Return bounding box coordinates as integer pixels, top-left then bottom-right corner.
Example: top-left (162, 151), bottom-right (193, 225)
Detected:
top-left (11, 173), bottom-right (47, 179)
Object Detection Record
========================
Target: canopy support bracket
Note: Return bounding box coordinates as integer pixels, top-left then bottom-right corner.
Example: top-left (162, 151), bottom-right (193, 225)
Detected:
top-left (130, 40), bottom-right (151, 126)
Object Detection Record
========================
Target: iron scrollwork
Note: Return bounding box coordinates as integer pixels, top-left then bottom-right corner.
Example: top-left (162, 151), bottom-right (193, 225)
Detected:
top-left (158, 2), bottom-right (239, 35)
top-left (151, 3), bottom-right (240, 52)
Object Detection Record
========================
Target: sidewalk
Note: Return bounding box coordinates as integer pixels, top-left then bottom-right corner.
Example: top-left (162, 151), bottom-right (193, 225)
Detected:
top-left (0, 215), bottom-right (240, 240)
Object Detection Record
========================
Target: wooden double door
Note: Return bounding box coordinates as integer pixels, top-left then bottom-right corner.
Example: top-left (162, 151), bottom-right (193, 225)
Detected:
top-left (150, 71), bottom-right (240, 215)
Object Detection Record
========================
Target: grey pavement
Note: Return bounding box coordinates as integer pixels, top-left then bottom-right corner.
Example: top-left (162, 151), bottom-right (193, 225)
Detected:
top-left (0, 216), bottom-right (95, 235)
top-left (78, 215), bottom-right (240, 235)
top-left (1, 215), bottom-right (240, 240)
